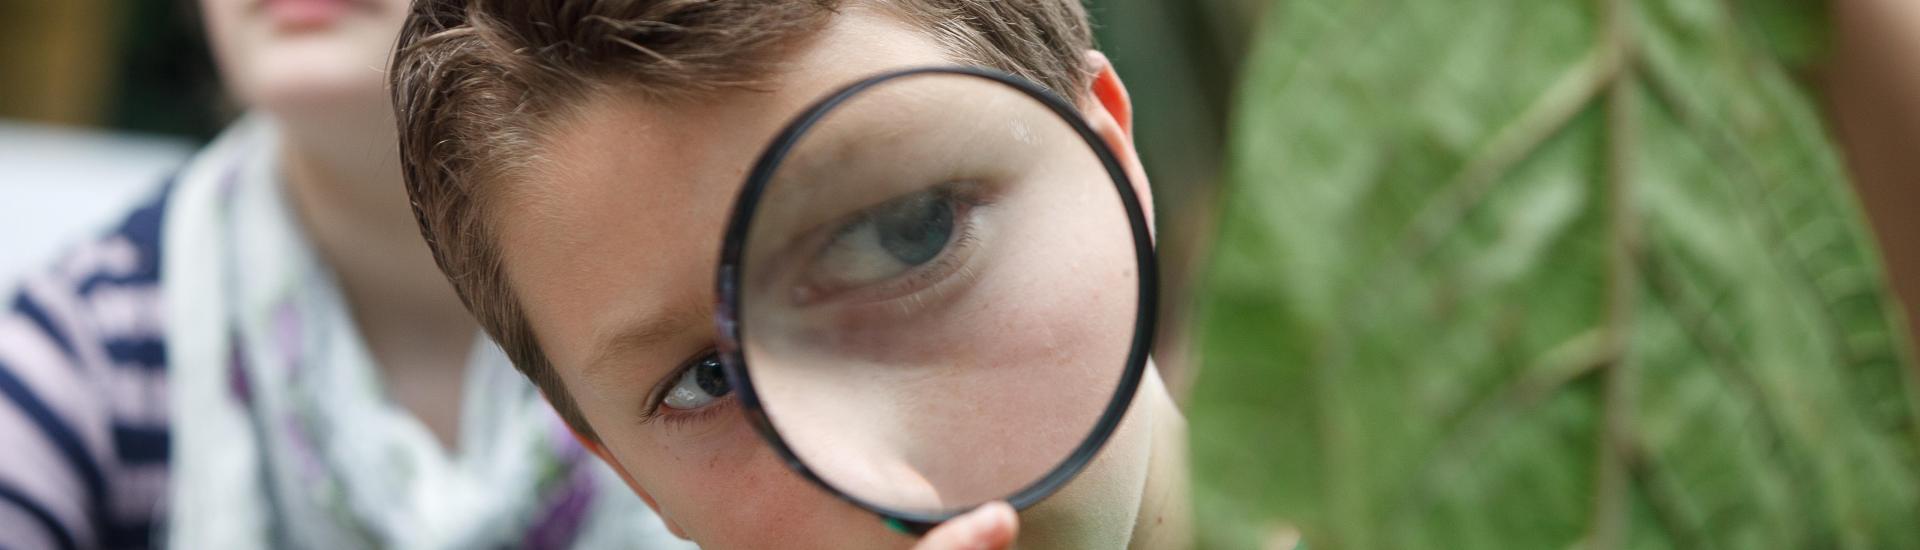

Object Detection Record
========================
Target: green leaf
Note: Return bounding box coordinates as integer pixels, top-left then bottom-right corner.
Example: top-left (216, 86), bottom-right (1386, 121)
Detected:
top-left (1187, 0), bottom-right (1920, 548)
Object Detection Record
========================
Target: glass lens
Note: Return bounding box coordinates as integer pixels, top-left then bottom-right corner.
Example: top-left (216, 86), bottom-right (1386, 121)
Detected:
top-left (735, 72), bottom-right (1141, 515)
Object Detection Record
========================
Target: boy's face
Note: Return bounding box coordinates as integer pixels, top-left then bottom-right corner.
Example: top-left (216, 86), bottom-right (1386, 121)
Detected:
top-left (496, 7), bottom-right (1153, 548)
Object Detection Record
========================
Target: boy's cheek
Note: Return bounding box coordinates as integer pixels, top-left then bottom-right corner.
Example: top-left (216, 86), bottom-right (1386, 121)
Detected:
top-left (634, 434), bottom-right (910, 549)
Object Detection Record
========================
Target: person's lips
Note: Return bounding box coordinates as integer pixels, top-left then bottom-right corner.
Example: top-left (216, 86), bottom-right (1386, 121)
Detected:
top-left (260, 0), bottom-right (359, 31)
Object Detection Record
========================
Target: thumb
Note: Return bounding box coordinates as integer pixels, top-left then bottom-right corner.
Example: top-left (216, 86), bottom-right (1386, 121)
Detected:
top-left (912, 502), bottom-right (1018, 550)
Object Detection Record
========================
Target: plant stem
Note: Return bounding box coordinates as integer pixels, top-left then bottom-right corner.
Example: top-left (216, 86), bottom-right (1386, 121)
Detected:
top-left (1589, 0), bottom-right (1640, 546)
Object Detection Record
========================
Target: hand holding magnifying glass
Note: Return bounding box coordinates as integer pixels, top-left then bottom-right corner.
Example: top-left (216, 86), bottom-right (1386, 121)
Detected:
top-left (911, 502), bottom-right (1018, 550)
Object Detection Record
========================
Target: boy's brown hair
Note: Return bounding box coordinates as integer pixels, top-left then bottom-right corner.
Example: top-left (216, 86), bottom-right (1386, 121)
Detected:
top-left (391, 0), bottom-right (1095, 440)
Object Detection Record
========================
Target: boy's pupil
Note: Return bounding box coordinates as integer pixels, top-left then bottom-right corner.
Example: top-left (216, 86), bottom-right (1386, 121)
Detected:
top-left (694, 357), bottom-right (730, 396)
top-left (874, 193), bottom-right (954, 266)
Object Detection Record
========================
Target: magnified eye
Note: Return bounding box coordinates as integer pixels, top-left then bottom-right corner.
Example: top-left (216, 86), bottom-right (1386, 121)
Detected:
top-left (663, 354), bottom-right (731, 411)
top-left (869, 191), bottom-right (954, 266)
top-left (799, 186), bottom-right (976, 302)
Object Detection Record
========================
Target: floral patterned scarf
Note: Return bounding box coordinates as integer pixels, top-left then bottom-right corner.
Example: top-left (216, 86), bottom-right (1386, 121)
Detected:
top-left (161, 118), bottom-right (688, 549)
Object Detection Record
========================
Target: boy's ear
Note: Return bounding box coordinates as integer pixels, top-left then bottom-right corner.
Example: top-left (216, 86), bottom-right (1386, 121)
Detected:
top-left (1079, 50), bottom-right (1156, 233)
top-left (1084, 50), bottom-right (1133, 135)
top-left (554, 404), bottom-right (691, 540)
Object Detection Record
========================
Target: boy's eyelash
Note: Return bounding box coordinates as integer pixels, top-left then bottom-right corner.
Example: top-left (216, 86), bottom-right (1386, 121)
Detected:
top-left (863, 222), bottom-right (982, 312)
top-left (655, 397), bottom-right (735, 430)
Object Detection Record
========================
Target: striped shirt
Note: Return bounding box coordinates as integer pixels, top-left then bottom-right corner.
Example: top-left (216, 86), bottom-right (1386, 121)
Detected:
top-left (0, 183), bottom-right (171, 550)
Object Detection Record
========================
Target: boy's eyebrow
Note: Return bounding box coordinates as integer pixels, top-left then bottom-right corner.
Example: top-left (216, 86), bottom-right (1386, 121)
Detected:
top-left (581, 306), bottom-right (703, 387)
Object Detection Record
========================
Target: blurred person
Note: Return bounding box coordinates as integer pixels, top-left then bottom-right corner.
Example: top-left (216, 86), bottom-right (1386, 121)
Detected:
top-left (0, 0), bottom-right (686, 548)
top-left (390, 1), bottom-right (1190, 549)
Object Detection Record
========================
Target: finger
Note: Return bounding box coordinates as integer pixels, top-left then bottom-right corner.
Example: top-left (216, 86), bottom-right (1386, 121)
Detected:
top-left (911, 501), bottom-right (1018, 550)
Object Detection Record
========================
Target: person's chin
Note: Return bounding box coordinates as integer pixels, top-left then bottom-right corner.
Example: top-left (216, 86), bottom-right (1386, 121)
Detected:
top-left (255, 82), bottom-right (373, 108)
top-left (229, 33), bottom-right (389, 105)
top-left (240, 68), bottom-right (387, 121)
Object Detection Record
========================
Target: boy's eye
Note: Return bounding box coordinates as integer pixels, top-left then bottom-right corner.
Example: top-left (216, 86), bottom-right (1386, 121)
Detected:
top-left (867, 190), bottom-right (955, 266)
top-left (663, 354), bottom-right (731, 411)
top-left (800, 188), bottom-right (964, 298)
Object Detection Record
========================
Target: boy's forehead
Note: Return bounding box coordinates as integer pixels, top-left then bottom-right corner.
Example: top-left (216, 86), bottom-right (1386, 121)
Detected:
top-left (520, 6), bottom-right (954, 234)
top-left (496, 6), bottom-right (965, 371)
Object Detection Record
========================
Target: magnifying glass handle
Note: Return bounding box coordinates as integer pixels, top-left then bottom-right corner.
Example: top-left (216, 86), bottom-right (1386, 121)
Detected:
top-left (885, 517), bottom-right (937, 536)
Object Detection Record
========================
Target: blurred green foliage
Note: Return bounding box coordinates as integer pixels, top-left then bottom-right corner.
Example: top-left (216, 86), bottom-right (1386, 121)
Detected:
top-left (1190, 0), bottom-right (1920, 548)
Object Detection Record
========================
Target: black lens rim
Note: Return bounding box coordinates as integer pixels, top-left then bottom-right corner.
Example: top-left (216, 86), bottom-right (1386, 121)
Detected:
top-left (713, 65), bottom-right (1158, 533)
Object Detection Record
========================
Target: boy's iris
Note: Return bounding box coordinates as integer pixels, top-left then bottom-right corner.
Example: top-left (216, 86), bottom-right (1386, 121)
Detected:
top-left (693, 354), bottom-right (730, 397)
top-left (873, 191), bottom-right (956, 266)
top-left (664, 353), bottom-right (732, 411)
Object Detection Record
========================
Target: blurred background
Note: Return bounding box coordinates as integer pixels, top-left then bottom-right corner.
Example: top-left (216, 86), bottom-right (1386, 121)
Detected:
top-left (1187, 1), bottom-right (1920, 549)
top-left (0, 2), bottom-right (219, 277)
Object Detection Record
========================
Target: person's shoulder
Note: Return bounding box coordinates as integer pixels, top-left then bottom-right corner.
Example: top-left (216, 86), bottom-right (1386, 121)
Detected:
top-left (61, 178), bottom-right (173, 297)
top-left (0, 178), bottom-right (176, 549)
top-left (13, 177), bottom-right (175, 364)
top-left (7, 175), bottom-right (174, 350)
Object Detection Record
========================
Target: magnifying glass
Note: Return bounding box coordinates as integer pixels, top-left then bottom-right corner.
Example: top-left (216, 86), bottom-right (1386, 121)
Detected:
top-left (714, 66), bottom-right (1156, 534)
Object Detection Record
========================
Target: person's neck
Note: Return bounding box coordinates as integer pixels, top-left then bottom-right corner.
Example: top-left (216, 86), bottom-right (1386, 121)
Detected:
top-left (1822, 0), bottom-right (1920, 361)
top-left (277, 115), bottom-right (478, 450)
top-left (1129, 371), bottom-right (1193, 549)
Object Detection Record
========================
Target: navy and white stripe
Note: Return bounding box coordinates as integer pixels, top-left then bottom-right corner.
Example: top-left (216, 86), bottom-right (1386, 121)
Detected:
top-left (0, 183), bottom-right (171, 550)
